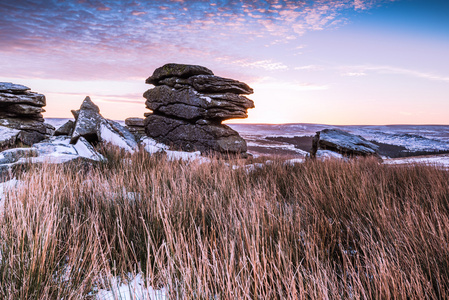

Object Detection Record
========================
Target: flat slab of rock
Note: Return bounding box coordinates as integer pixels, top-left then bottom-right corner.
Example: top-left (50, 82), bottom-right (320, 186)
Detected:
top-left (146, 63), bottom-right (214, 85)
top-left (0, 118), bottom-right (54, 135)
top-left (0, 92), bottom-right (46, 106)
top-left (311, 129), bottom-right (380, 158)
top-left (125, 117), bottom-right (145, 127)
top-left (0, 82), bottom-right (30, 94)
top-left (0, 104), bottom-right (45, 116)
top-left (189, 75), bottom-right (253, 94)
top-left (145, 114), bottom-right (247, 154)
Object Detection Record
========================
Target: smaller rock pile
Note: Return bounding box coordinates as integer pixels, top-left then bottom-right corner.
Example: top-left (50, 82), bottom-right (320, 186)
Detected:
top-left (143, 63), bottom-right (254, 155)
top-left (0, 82), bottom-right (54, 147)
top-left (55, 96), bottom-right (138, 152)
top-left (311, 129), bottom-right (381, 159)
top-left (125, 117), bottom-right (146, 138)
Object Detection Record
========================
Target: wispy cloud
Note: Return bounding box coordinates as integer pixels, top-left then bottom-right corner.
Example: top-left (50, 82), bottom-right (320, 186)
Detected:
top-left (341, 65), bottom-right (449, 83)
top-left (0, 0), bottom-right (395, 81)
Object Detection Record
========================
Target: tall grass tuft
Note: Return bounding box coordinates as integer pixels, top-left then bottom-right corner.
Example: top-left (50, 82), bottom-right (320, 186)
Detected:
top-left (0, 146), bottom-right (448, 299)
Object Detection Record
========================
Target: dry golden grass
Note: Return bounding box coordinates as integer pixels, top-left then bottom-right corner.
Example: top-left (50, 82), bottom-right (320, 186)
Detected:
top-left (0, 146), bottom-right (448, 299)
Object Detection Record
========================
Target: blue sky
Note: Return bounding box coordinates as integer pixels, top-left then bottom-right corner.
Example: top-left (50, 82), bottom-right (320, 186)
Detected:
top-left (0, 0), bottom-right (448, 124)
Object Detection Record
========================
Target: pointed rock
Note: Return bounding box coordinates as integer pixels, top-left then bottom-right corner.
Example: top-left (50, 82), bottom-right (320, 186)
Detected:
top-left (70, 96), bottom-right (102, 144)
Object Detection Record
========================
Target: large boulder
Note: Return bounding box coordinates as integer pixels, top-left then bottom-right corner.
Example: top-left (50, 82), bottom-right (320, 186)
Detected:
top-left (143, 63), bottom-right (254, 156)
top-left (145, 114), bottom-right (247, 154)
top-left (311, 129), bottom-right (380, 159)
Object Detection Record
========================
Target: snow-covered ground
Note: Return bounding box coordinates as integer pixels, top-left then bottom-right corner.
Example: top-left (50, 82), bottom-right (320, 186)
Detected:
top-left (384, 154), bottom-right (449, 169)
top-left (45, 118), bottom-right (449, 161)
top-left (95, 274), bottom-right (167, 300)
top-left (0, 178), bottom-right (21, 212)
top-left (228, 123), bottom-right (449, 155)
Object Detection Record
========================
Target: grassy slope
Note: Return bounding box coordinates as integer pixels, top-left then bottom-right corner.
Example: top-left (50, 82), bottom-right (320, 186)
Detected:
top-left (0, 146), bottom-right (448, 299)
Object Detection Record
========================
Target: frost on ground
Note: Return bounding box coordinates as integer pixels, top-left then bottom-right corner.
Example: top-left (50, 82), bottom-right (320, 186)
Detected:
top-left (384, 154), bottom-right (449, 169)
top-left (141, 137), bottom-right (210, 163)
top-left (0, 178), bottom-right (21, 212)
top-left (95, 274), bottom-right (167, 300)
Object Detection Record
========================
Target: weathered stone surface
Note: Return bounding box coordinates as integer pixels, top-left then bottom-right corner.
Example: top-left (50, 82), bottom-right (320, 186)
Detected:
top-left (17, 130), bottom-right (47, 146)
top-left (0, 82), bottom-right (30, 94)
top-left (146, 63), bottom-right (214, 85)
top-left (157, 77), bottom-right (191, 88)
top-left (0, 118), bottom-right (53, 135)
top-left (0, 92), bottom-right (46, 106)
top-left (1, 103), bottom-right (45, 116)
top-left (145, 114), bottom-right (247, 154)
top-left (0, 136), bottom-right (105, 172)
top-left (54, 120), bottom-right (75, 136)
top-left (125, 117), bottom-right (145, 127)
top-left (311, 129), bottom-right (380, 159)
top-left (144, 86), bottom-right (254, 121)
top-left (0, 126), bottom-right (20, 149)
top-left (189, 75), bottom-right (253, 94)
top-left (70, 96), bottom-right (102, 143)
top-left (0, 147), bottom-right (37, 165)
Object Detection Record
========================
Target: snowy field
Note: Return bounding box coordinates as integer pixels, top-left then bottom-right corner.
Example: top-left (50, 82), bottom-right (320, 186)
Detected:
top-left (228, 123), bottom-right (449, 154)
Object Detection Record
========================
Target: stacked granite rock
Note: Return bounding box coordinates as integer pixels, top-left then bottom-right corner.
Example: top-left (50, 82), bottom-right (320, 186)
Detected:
top-left (143, 63), bottom-right (254, 155)
top-left (0, 82), bottom-right (54, 146)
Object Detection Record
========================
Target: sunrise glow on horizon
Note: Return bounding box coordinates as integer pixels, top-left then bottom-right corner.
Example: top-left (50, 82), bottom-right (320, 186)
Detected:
top-left (1, 0), bottom-right (448, 125)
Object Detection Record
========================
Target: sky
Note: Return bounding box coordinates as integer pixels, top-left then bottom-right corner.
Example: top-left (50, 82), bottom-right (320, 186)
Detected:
top-left (0, 0), bottom-right (448, 125)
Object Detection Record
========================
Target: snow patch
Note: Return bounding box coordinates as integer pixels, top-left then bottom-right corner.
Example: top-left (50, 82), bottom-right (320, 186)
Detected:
top-left (99, 122), bottom-right (136, 153)
top-left (316, 150), bottom-right (344, 160)
top-left (95, 273), bottom-right (167, 300)
top-left (0, 178), bottom-right (21, 212)
top-left (141, 138), bottom-right (210, 163)
top-left (141, 137), bottom-right (169, 154)
top-left (384, 155), bottom-right (449, 169)
top-left (284, 158), bottom-right (306, 166)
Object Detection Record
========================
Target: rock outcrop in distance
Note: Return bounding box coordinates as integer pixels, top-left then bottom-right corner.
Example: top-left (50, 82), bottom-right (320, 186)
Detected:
top-left (311, 129), bottom-right (381, 159)
top-left (142, 63), bottom-right (254, 156)
top-left (0, 82), bottom-right (54, 148)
